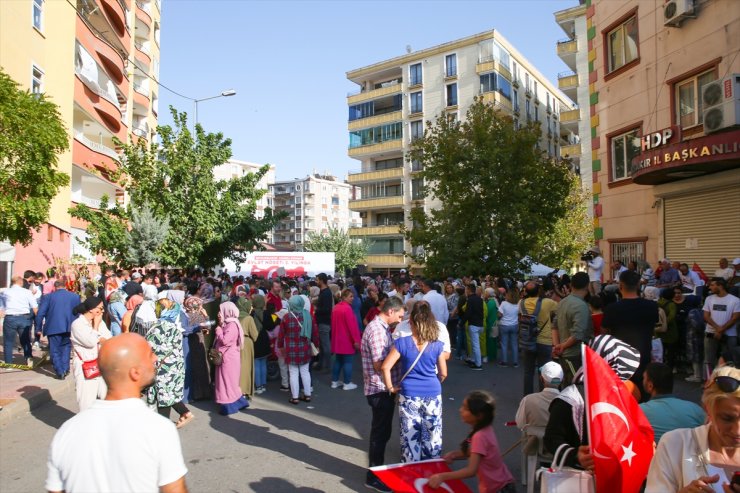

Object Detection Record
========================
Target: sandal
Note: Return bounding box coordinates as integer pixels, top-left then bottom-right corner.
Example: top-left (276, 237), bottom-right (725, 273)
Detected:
top-left (288, 398), bottom-right (300, 405)
top-left (175, 412), bottom-right (195, 429)
top-left (300, 395), bottom-right (311, 402)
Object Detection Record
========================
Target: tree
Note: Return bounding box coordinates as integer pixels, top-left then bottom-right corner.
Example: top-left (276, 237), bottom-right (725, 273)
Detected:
top-left (405, 98), bottom-right (575, 277)
top-left (0, 69), bottom-right (70, 245)
top-left (124, 203), bottom-right (169, 267)
top-left (71, 108), bottom-right (283, 268)
top-left (69, 195), bottom-right (128, 264)
top-left (303, 227), bottom-right (371, 275)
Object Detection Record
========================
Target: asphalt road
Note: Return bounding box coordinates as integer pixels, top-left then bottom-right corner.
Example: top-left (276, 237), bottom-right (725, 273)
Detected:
top-left (0, 356), bottom-right (703, 493)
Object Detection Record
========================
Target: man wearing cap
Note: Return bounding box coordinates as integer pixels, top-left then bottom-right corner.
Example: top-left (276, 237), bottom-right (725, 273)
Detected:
top-left (123, 272), bottom-right (144, 297)
top-left (585, 246), bottom-right (604, 297)
top-left (515, 361), bottom-right (562, 454)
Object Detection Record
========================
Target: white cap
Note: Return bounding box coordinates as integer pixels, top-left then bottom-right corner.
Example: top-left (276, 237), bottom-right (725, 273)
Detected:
top-left (540, 362), bottom-right (564, 385)
top-left (400, 269), bottom-right (407, 273)
top-left (733, 258), bottom-right (740, 266)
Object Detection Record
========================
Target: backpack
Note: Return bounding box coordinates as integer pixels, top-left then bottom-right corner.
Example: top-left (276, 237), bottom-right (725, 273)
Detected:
top-left (518, 298), bottom-right (544, 351)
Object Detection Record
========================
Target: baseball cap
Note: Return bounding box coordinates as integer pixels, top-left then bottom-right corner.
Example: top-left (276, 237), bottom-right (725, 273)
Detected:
top-left (540, 362), bottom-right (564, 385)
top-left (400, 269), bottom-right (407, 273)
top-left (131, 272), bottom-right (143, 279)
top-left (733, 258), bottom-right (740, 266)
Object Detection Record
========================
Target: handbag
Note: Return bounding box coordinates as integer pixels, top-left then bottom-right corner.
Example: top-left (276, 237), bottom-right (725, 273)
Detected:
top-left (537, 444), bottom-right (595, 493)
top-left (310, 342), bottom-right (320, 357)
top-left (74, 349), bottom-right (101, 379)
top-left (208, 347), bottom-right (223, 366)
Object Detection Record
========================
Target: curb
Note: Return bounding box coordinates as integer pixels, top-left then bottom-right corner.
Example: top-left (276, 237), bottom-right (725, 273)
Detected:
top-left (0, 376), bottom-right (75, 427)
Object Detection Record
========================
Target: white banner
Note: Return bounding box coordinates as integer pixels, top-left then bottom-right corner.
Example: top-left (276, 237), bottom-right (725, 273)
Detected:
top-left (222, 252), bottom-right (335, 278)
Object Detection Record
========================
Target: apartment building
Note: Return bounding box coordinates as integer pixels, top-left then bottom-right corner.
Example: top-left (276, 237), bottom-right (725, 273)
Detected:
top-left (583, 0), bottom-right (739, 273)
top-left (555, 2), bottom-right (593, 217)
top-left (270, 175), bottom-right (361, 251)
top-left (0, 0), bottom-right (162, 279)
top-left (213, 159), bottom-right (276, 243)
top-left (346, 29), bottom-right (574, 273)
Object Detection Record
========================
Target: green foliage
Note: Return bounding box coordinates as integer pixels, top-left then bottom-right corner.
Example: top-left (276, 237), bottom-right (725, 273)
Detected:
top-left (71, 108), bottom-right (283, 268)
top-left (68, 196), bottom-right (128, 264)
top-left (125, 203), bottom-right (169, 267)
top-left (405, 98), bottom-right (576, 277)
top-left (303, 227), bottom-right (371, 275)
top-left (0, 69), bottom-right (70, 245)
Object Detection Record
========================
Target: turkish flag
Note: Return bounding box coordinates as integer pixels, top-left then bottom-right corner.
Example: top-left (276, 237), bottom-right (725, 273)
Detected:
top-left (692, 262), bottom-right (709, 283)
top-left (584, 345), bottom-right (654, 493)
top-left (370, 459), bottom-right (473, 493)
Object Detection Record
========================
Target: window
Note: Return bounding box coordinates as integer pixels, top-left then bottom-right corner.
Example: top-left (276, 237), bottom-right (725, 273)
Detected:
top-left (610, 128), bottom-right (640, 181)
top-left (375, 157), bottom-right (403, 170)
top-left (331, 197), bottom-right (339, 205)
top-left (410, 91), bottom-right (422, 114)
top-left (409, 63), bottom-right (422, 86)
top-left (534, 105), bottom-right (539, 121)
top-left (31, 65), bottom-right (43, 94)
top-left (349, 122), bottom-right (403, 148)
top-left (33, 0), bottom-right (43, 30)
top-left (368, 238), bottom-right (404, 255)
top-left (525, 99), bottom-right (531, 119)
top-left (607, 15), bottom-right (639, 73)
top-left (411, 178), bottom-right (425, 200)
top-left (445, 54), bottom-right (457, 77)
top-left (377, 212), bottom-right (404, 226)
top-left (410, 120), bottom-right (423, 142)
top-left (525, 73), bottom-right (530, 91)
top-left (610, 241), bottom-right (645, 269)
top-left (446, 83), bottom-right (458, 107)
top-left (513, 89), bottom-right (519, 112)
top-left (676, 69), bottom-right (717, 129)
top-left (479, 72), bottom-right (511, 100)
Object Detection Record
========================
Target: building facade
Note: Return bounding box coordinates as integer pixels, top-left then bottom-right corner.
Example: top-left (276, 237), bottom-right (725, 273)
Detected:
top-left (270, 175), bottom-right (361, 251)
top-left (345, 30), bottom-right (574, 273)
top-left (213, 159), bottom-right (276, 243)
top-left (584, 0), bottom-right (739, 275)
top-left (0, 0), bottom-right (162, 282)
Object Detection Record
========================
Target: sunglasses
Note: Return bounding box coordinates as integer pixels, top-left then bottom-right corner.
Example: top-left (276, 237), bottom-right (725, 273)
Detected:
top-left (711, 376), bottom-right (740, 393)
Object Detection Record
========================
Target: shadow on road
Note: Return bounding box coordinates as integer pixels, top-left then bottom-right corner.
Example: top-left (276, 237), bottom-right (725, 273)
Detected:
top-left (248, 477), bottom-right (323, 493)
top-left (18, 385), bottom-right (75, 429)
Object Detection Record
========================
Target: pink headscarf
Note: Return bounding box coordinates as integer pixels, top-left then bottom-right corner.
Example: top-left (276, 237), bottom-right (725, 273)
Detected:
top-left (219, 301), bottom-right (243, 348)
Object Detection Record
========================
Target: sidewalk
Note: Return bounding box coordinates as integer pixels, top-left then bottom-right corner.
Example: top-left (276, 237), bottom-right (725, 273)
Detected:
top-left (0, 340), bottom-right (75, 426)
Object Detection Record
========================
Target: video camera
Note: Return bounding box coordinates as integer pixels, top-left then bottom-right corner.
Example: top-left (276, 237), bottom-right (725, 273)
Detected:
top-left (580, 252), bottom-right (595, 262)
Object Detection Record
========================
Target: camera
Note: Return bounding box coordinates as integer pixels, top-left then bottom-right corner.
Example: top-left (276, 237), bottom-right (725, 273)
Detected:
top-left (581, 252), bottom-right (594, 262)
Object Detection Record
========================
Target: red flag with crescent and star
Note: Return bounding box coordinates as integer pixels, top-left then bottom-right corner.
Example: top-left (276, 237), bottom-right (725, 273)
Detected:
top-left (583, 345), bottom-right (655, 493)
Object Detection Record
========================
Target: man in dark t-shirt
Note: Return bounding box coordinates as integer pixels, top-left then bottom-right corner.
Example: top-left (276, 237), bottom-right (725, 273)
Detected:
top-left (602, 270), bottom-right (658, 401)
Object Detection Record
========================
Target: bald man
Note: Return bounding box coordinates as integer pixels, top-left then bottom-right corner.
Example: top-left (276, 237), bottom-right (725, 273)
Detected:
top-left (46, 333), bottom-right (188, 493)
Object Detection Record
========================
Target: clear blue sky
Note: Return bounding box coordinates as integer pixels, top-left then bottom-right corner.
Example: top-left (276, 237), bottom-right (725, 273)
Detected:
top-left (158, 0), bottom-right (576, 181)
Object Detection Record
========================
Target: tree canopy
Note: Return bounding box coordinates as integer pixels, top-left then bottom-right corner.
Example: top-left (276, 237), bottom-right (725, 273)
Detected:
top-left (0, 69), bottom-right (70, 245)
top-left (405, 98), bottom-right (586, 277)
top-left (303, 227), bottom-right (370, 275)
top-left (71, 108), bottom-right (282, 269)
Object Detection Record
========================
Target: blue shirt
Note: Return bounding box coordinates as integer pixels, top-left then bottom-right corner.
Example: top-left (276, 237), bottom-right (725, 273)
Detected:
top-left (395, 336), bottom-right (444, 398)
top-left (639, 394), bottom-right (706, 443)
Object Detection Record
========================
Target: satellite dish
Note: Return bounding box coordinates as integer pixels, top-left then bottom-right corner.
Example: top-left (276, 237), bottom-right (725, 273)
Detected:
top-left (406, 45), bottom-right (412, 54)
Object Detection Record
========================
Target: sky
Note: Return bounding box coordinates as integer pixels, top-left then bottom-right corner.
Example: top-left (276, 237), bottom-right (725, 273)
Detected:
top-left (158, 0), bottom-right (576, 181)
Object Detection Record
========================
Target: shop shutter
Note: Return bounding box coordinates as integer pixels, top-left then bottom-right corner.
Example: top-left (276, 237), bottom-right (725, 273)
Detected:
top-left (664, 186), bottom-right (740, 273)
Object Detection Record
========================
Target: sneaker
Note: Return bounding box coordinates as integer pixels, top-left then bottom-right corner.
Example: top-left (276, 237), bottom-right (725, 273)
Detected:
top-left (470, 365), bottom-right (483, 371)
top-left (32, 341), bottom-right (40, 350)
top-left (343, 382), bottom-right (358, 390)
top-left (331, 381), bottom-right (342, 389)
top-left (26, 358), bottom-right (33, 368)
top-left (280, 385), bottom-right (290, 392)
top-left (685, 375), bottom-right (702, 383)
top-left (482, 357), bottom-right (488, 363)
top-left (513, 364), bottom-right (519, 368)
top-left (365, 476), bottom-right (392, 493)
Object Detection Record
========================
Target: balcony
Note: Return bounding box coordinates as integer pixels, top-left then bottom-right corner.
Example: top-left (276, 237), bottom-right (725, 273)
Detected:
top-left (350, 194), bottom-right (404, 211)
top-left (349, 224), bottom-right (402, 236)
top-left (75, 16), bottom-right (127, 87)
top-left (96, 0), bottom-right (130, 50)
top-left (348, 110), bottom-right (402, 131)
top-left (73, 131), bottom-right (120, 173)
top-left (364, 254), bottom-right (406, 268)
top-left (480, 91), bottom-right (513, 111)
top-left (71, 165), bottom-right (122, 211)
top-left (347, 166), bottom-right (403, 185)
top-left (132, 117), bottom-right (149, 139)
top-left (135, 1), bottom-right (152, 26)
top-left (347, 82), bottom-right (402, 105)
top-left (560, 143), bottom-right (582, 158)
top-left (348, 139), bottom-right (403, 158)
top-left (476, 57), bottom-right (512, 81)
top-left (557, 38), bottom-right (578, 72)
top-left (135, 38), bottom-right (151, 63)
top-left (558, 71), bottom-right (578, 100)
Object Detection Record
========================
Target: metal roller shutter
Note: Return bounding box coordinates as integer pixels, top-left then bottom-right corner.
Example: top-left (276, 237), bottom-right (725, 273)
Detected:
top-left (664, 186), bottom-right (740, 273)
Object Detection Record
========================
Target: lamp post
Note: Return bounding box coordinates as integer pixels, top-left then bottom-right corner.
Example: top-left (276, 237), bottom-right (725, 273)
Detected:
top-left (193, 89), bottom-right (236, 129)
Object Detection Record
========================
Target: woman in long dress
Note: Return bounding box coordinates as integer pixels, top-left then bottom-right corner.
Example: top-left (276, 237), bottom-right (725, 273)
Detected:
top-left (236, 297), bottom-right (258, 399)
top-left (252, 295), bottom-right (271, 394)
top-left (70, 296), bottom-right (112, 412)
top-left (182, 296), bottom-right (212, 402)
top-left (214, 302), bottom-right (249, 415)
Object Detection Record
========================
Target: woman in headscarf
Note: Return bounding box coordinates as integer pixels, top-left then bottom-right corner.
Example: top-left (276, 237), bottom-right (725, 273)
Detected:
top-left (214, 301), bottom-right (249, 415)
top-left (131, 285), bottom-right (159, 336)
top-left (252, 294), bottom-right (271, 394)
top-left (199, 282), bottom-right (219, 349)
top-left (236, 296), bottom-right (258, 400)
top-left (182, 296), bottom-right (212, 402)
top-left (278, 295), bottom-right (319, 404)
top-left (71, 296), bottom-right (112, 412)
top-left (121, 294), bottom-right (143, 333)
top-left (107, 289), bottom-right (127, 336)
top-left (145, 293), bottom-right (193, 428)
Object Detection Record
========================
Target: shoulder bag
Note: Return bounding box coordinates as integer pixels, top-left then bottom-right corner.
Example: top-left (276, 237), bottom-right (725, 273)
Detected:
top-left (74, 348), bottom-right (101, 379)
top-left (397, 341), bottom-right (428, 385)
top-left (290, 311), bottom-right (319, 356)
top-left (537, 444), bottom-right (594, 493)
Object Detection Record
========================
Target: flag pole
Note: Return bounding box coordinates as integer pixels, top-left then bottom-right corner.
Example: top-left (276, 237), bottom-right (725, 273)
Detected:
top-left (582, 344), bottom-right (593, 457)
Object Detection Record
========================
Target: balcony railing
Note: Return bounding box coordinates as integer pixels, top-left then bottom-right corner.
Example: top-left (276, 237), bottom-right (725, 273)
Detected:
top-left (133, 80), bottom-right (149, 96)
top-left (74, 131), bottom-right (120, 161)
top-left (72, 194), bottom-right (117, 210)
top-left (134, 39), bottom-right (151, 56)
top-left (136, 0), bottom-right (152, 14)
top-left (75, 66), bottom-right (121, 111)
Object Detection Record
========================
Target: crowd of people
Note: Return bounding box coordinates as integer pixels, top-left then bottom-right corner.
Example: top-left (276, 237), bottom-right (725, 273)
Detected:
top-left (0, 255), bottom-right (738, 492)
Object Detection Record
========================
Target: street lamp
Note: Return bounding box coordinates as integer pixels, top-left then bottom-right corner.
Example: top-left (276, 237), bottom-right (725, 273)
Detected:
top-left (193, 89), bottom-right (236, 128)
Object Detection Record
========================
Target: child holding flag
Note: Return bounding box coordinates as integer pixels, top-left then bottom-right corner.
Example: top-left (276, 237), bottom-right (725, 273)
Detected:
top-left (428, 390), bottom-right (515, 493)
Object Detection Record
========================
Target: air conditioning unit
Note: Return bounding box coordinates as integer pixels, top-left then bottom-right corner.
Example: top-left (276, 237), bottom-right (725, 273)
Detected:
top-left (702, 74), bottom-right (740, 134)
top-left (664, 0), bottom-right (695, 27)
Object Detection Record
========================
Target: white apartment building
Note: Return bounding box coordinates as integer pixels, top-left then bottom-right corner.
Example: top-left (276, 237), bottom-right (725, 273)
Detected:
top-left (346, 29), bottom-right (575, 272)
top-left (270, 174), bottom-right (361, 251)
top-left (213, 159), bottom-right (276, 243)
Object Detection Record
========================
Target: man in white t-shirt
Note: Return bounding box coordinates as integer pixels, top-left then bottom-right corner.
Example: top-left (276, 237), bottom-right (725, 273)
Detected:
top-left (393, 316), bottom-right (451, 359)
top-left (46, 333), bottom-right (188, 493)
top-left (703, 278), bottom-right (740, 372)
top-left (420, 279), bottom-right (449, 326)
top-left (714, 258), bottom-right (735, 281)
top-left (585, 246), bottom-right (604, 297)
